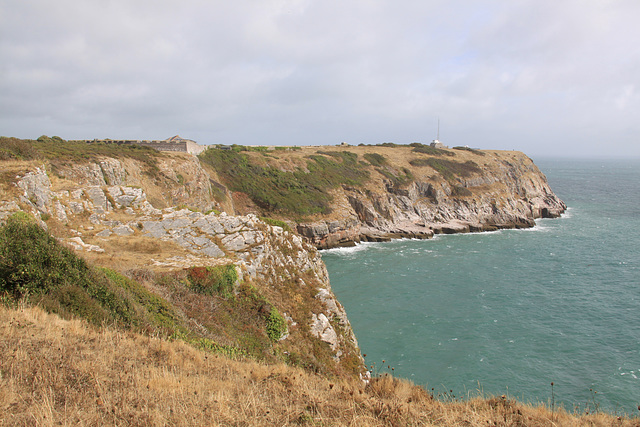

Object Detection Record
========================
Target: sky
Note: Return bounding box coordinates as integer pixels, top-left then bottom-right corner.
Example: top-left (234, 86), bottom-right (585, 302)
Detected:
top-left (1, 1), bottom-right (639, 158)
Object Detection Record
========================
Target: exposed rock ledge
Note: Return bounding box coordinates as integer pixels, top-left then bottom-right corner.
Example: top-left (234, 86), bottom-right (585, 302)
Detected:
top-left (297, 154), bottom-right (566, 249)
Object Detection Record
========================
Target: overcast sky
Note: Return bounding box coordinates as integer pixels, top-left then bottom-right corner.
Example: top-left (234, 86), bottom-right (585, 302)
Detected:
top-left (1, 1), bottom-right (639, 158)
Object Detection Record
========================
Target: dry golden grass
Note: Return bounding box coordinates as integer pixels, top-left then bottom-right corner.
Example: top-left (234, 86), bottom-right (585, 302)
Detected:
top-left (2, 305), bottom-right (637, 426)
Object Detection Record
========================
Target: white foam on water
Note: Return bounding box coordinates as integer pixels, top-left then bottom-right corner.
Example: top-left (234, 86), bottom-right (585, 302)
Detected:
top-left (320, 240), bottom-right (382, 255)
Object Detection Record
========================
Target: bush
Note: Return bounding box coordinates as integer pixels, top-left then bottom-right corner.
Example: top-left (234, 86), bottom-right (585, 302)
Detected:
top-left (363, 153), bottom-right (387, 167)
top-left (453, 146), bottom-right (486, 156)
top-left (0, 212), bottom-right (89, 296)
top-left (0, 212), bottom-right (184, 333)
top-left (376, 167), bottom-right (414, 188)
top-left (266, 307), bottom-right (287, 342)
top-left (30, 137), bottom-right (163, 178)
top-left (186, 265), bottom-right (238, 297)
top-left (0, 137), bottom-right (41, 160)
top-left (409, 158), bottom-right (481, 181)
top-left (411, 144), bottom-right (455, 157)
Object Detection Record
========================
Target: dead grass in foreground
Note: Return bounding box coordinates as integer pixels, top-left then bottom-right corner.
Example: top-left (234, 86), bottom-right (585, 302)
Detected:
top-left (1, 305), bottom-right (637, 426)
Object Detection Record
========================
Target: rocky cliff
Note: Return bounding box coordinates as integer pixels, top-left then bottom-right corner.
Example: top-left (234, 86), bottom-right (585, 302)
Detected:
top-left (297, 150), bottom-right (566, 248)
top-left (0, 149), bottom-right (364, 377)
top-left (196, 145), bottom-right (566, 248)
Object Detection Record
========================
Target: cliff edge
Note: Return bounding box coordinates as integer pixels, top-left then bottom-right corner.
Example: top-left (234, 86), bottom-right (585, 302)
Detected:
top-left (197, 144), bottom-right (566, 248)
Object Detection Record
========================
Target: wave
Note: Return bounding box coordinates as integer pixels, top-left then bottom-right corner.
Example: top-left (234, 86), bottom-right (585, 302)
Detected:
top-left (320, 241), bottom-right (382, 255)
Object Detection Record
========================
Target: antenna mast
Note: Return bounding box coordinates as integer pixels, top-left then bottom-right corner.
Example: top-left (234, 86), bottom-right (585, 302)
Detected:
top-left (437, 118), bottom-right (440, 141)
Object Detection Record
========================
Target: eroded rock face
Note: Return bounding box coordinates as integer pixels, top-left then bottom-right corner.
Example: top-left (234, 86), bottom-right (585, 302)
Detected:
top-left (6, 162), bottom-right (363, 372)
top-left (297, 154), bottom-right (566, 248)
top-left (52, 156), bottom-right (220, 212)
top-left (17, 167), bottom-right (52, 213)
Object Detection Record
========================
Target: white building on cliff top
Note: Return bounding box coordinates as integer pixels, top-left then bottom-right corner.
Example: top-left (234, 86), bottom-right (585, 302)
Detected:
top-left (429, 119), bottom-right (448, 149)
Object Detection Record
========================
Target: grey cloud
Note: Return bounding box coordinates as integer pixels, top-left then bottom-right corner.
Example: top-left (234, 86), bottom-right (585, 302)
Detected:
top-left (1, 0), bottom-right (639, 157)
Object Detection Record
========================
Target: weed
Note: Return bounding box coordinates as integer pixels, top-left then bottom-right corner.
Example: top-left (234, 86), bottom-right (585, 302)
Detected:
top-left (551, 382), bottom-right (555, 420)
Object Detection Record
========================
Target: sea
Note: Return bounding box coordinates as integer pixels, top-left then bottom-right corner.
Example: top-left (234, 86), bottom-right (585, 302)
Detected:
top-left (321, 158), bottom-right (640, 415)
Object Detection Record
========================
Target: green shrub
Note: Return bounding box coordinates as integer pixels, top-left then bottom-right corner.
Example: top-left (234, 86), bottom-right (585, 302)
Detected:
top-left (363, 153), bottom-right (387, 167)
top-left (266, 307), bottom-right (287, 341)
top-left (453, 146), bottom-right (486, 156)
top-left (101, 267), bottom-right (182, 332)
top-left (411, 143), bottom-right (455, 157)
top-left (30, 137), bottom-right (163, 178)
top-left (0, 212), bottom-right (89, 297)
top-left (199, 148), bottom-right (369, 215)
top-left (408, 158), bottom-right (481, 181)
top-left (376, 167), bottom-right (414, 188)
top-left (186, 265), bottom-right (238, 297)
top-left (0, 212), bottom-right (185, 333)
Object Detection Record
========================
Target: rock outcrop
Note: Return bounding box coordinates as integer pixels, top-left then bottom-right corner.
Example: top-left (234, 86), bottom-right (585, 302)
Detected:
top-left (296, 151), bottom-right (566, 248)
top-left (3, 160), bottom-right (363, 373)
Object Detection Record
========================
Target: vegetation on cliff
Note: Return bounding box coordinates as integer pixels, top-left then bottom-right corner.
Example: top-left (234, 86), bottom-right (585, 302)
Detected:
top-left (409, 157), bottom-right (482, 181)
top-left (0, 136), bottom-right (163, 177)
top-left (198, 143), bottom-right (505, 219)
top-left (2, 304), bottom-right (637, 426)
top-left (0, 212), bottom-right (180, 332)
top-left (199, 148), bottom-right (370, 215)
top-left (0, 213), bottom-right (356, 372)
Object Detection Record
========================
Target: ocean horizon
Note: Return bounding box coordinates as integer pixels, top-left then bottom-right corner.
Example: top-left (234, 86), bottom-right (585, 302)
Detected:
top-left (322, 157), bottom-right (640, 414)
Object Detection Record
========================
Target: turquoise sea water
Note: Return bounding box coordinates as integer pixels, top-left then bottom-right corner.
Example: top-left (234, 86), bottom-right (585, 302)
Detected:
top-left (322, 158), bottom-right (640, 414)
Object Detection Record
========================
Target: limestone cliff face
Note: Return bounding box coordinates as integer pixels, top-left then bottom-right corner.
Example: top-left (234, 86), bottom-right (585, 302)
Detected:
top-left (1, 158), bottom-right (364, 376)
top-left (52, 154), bottom-right (219, 212)
top-left (296, 151), bottom-right (566, 248)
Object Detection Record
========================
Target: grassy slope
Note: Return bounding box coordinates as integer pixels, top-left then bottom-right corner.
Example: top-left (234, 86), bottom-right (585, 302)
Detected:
top-left (2, 305), bottom-right (635, 426)
top-left (0, 213), bottom-right (354, 375)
